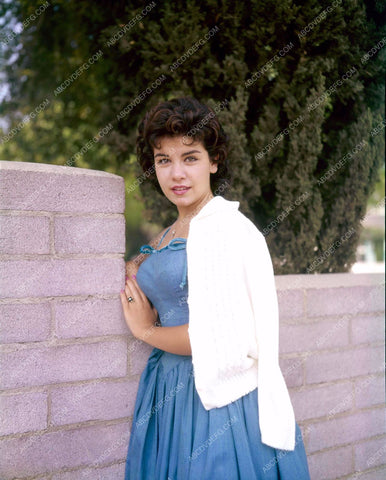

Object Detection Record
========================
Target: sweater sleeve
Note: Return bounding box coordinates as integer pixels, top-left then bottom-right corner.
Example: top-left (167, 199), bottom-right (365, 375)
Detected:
top-left (241, 221), bottom-right (296, 451)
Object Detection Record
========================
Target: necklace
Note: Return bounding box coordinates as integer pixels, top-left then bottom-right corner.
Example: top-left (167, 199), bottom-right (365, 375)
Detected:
top-left (169, 218), bottom-right (190, 239)
top-left (170, 221), bottom-right (183, 238)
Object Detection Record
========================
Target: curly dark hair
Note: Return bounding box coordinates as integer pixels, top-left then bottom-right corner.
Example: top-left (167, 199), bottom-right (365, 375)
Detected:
top-left (136, 96), bottom-right (232, 196)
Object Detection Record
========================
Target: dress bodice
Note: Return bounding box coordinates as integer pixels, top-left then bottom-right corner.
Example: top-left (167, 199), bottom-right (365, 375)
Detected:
top-left (136, 227), bottom-right (189, 327)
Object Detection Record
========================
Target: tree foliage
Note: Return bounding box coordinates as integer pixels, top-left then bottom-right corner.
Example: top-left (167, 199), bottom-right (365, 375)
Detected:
top-left (1, 0), bottom-right (384, 272)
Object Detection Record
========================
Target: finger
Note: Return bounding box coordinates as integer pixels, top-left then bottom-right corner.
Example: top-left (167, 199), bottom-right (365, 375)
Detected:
top-left (124, 284), bottom-right (135, 303)
top-left (124, 284), bottom-right (144, 310)
top-left (127, 276), bottom-right (146, 303)
top-left (120, 290), bottom-right (130, 312)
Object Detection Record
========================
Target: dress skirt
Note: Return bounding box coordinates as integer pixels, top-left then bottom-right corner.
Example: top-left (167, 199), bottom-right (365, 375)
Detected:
top-left (124, 347), bottom-right (311, 480)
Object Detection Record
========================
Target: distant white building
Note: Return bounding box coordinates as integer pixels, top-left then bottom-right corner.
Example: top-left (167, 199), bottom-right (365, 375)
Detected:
top-left (351, 202), bottom-right (385, 273)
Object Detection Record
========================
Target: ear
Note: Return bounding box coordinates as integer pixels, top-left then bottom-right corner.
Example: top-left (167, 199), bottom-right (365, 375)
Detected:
top-left (210, 154), bottom-right (219, 174)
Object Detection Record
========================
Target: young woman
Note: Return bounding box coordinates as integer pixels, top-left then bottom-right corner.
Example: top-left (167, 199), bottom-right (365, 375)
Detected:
top-left (120, 97), bottom-right (311, 479)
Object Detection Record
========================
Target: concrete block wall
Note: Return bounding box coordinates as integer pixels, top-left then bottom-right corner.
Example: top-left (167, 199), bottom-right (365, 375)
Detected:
top-left (276, 273), bottom-right (385, 480)
top-left (0, 161), bottom-right (385, 479)
top-left (0, 161), bottom-right (130, 479)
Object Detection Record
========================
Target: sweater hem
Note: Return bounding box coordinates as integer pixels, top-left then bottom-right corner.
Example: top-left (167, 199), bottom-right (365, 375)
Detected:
top-left (195, 364), bottom-right (259, 410)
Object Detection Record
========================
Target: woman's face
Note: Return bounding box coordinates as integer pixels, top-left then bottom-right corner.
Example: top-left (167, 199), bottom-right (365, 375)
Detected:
top-left (153, 135), bottom-right (218, 216)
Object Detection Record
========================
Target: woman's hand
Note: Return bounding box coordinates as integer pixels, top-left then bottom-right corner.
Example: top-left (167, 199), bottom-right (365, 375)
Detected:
top-left (120, 275), bottom-right (158, 339)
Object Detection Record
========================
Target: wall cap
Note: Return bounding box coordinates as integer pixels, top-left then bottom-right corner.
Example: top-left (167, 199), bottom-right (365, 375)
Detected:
top-left (0, 160), bottom-right (122, 179)
top-left (275, 272), bottom-right (384, 290)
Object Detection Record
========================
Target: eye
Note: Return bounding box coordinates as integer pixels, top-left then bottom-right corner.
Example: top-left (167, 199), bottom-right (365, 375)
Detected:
top-left (156, 157), bottom-right (169, 165)
top-left (185, 156), bottom-right (197, 162)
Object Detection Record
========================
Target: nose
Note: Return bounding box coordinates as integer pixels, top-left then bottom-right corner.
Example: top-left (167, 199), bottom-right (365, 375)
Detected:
top-left (171, 160), bottom-right (186, 179)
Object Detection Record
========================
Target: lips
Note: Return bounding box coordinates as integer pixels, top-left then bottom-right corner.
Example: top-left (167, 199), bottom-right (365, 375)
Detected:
top-left (171, 186), bottom-right (191, 195)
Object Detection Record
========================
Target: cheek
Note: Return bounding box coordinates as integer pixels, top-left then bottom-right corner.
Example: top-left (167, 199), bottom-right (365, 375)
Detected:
top-left (203, 166), bottom-right (214, 179)
top-left (195, 164), bottom-right (211, 177)
top-left (155, 169), bottom-right (165, 183)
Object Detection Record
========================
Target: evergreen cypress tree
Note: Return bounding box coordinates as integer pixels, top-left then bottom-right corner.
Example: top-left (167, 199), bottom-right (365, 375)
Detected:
top-left (2, 0), bottom-right (384, 273)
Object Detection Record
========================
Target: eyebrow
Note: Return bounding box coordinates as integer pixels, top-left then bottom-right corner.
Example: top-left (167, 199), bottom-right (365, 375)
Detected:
top-left (154, 149), bottom-right (201, 159)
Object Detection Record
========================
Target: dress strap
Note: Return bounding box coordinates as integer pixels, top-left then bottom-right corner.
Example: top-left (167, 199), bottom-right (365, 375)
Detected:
top-left (157, 227), bottom-right (171, 248)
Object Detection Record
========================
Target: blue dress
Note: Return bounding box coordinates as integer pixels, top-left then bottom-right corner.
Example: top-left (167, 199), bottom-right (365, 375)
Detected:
top-left (125, 227), bottom-right (311, 480)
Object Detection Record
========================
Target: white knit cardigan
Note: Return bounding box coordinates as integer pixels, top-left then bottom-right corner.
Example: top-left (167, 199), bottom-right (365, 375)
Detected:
top-left (186, 195), bottom-right (296, 451)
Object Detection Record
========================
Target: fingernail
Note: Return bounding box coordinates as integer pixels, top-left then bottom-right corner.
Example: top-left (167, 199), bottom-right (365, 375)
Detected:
top-left (132, 274), bottom-right (136, 279)
top-left (125, 275), bottom-right (128, 280)
top-left (120, 289), bottom-right (125, 293)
